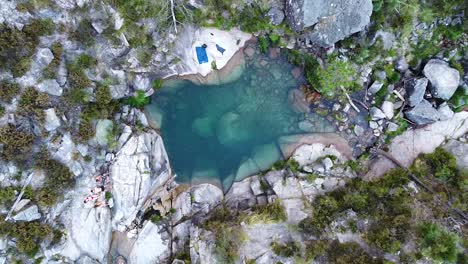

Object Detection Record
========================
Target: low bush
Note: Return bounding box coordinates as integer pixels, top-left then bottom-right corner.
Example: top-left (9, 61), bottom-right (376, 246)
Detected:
top-left (246, 198), bottom-right (286, 224)
top-left (0, 218), bottom-right (53, 257)
top-left (67, 62), bottom-right (91, 89)
top-left (124, 90), bottom-right (150, 108)
top-left (0, 81), bottom-right (20, 103)
top-left (0, 19), bottom-right (54, 77)
top-left (69, 19), bottom-right (96, 47)
top-left (18, 87), bottom-right (50, 121)
top-left (0, 125), bottom-right (35, 163)
top-left (76, 54), bottom-right (97, 69)
top-left (418, 222), bottom-right (459, 263)
top-left (270, 241), bottom-right (300, 257)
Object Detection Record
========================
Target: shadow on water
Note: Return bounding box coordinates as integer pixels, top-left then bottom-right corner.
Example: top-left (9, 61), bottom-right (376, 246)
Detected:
top-left (146, 48), bottom-right (335, 191)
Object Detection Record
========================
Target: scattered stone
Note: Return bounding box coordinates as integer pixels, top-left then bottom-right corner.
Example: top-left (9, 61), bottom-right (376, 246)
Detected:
top-left (267, 7), bottom-right (285, 25)
top-left (443, 139), bottom-right (468, 169)
top-left (322, 157), bottom-right (334, 171)
top-left (250, 177), bottom-right (264, 196)
top-left (368, 81), bottom-right (384, 94)
top-left (405, 100), bottom-right (440, 125)
top-left (353, 125), bottom-right (365, 137)
top-left (386, 122), bottom-right (399, 132)
top-left (396, 56), bottom-right (409, 72)
top-left (13, 199), bottom-right (30, 212)
top-left (405, 78), bottom-right (428, 107)
top-left (44, 108), bottom-right (61, 131)
top-left (381, 101), bottom-right (394, 119)
top-left (94, 119), bottom-right (114, 146)
top-left (35, 48), bottom-right (54, 68)
top-left (13, 205), bottom-right (41, 222)
top-left (437, 102), bottom-right (454, 121)
top-left (369, 121), bottom-right (378, 129)
top-left (374, 70), bottom-right (387, 81)
top-left (370, 107), bottom-right (386, 120)
top-left (423, 59), bottom-right (460, 100)
top-left (37, 79), bottom-right (63, 96)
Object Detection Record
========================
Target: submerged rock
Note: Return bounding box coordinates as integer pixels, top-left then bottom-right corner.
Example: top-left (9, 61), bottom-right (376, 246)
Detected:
top-left (286, 0), bottom-right (373, 46)
top-left (423, 59), bottom-right (460, 100)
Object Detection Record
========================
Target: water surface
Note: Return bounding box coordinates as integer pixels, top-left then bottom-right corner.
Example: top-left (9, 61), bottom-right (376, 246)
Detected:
top-left (146, 50), bottom-right (333, 190)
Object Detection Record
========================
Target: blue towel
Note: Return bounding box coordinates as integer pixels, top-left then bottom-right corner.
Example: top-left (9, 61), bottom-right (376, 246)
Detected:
top-left (216, 44), bottom-right (226, 55)
top-left (196, 46), bottom-right (208, 64)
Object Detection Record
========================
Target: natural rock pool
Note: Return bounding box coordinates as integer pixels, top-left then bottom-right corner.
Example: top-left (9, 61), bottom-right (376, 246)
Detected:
top-left (146, 48), bottom-right (334, 190)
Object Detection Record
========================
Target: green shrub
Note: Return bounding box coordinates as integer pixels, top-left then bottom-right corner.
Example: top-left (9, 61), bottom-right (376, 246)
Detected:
top-left (105, 191), bottom-right (112, 200)
top-left (418, 223), bottom-right (459, 263)
top-left (0, 105), bottom-right (4, 116)
top-left (70, 19), bottom-right (96, 46)
top-left (76, 54), bottom-right (97, 69)
top-left (43, 42), bottom-right (63, 79)
top-left (271, 241), bottom-right (300, 257)
top-left (258, 36), bottom-right (268, 53)
top-left (412, 147), bottom-right (458, 185)
top-left (0, 81), bottom-right (20, 103)
top-left (214, 226), bottom-right (244, 263)
top-left (152, 79), bottom-right (164, 90)
top-left (327, 241), bottom-right (383, 264)
top-left (306, 57), bottom-right (357, 98)
top-left (0, 20), bottom-right (53, 77)
top-left (247, 199), bottom-right (286, 223)
top-left (125, 90), bottom-right (150, 108)
top-left (77, 120), bottom-right (95, 142)
top-left (0, 186), bottom-right (16, 205)
top-left (269, 34), bottom-right (280, 46)
top-left (0, 218), bottom-right (53, 257)
top-left (305, 240), bottom-right (328, 260)
top-left (35, 152), bottom-right (75, 190)
top-left (18, 87), bottom-right (50, 121)
top-left (0, 125), bottom-right (35, 163)
top-left (67, 62), bottom-right (91, 89)
top-left (95, 84), bottom-right (112, 105)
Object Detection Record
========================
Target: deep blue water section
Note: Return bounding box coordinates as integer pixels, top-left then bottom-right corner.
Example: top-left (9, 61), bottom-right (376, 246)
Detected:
top-left (146, 50), bottom-right (333, 189)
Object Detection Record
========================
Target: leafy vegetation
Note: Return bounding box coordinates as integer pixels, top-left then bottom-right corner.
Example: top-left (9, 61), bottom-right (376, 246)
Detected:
top-left (34, 151), bottom-right (75, 207)
top-left (0, 19), bottom-right (54, 77)
top-left (270, 241), bottom-right (300, 257)
top-left (0, 125), bottom-right (35, 163)
top-left (0, 218), bottom-right (54, 257)
top-left (0, 81), bottom-right (20, 103)
top-left (17, 87), bottom-right (50, 122)
top-left (418, 222), bottom-right (460, 263)
top-left (124, 90), bottom-right (150, 108)
top-left (43, 42), bottom-right (63, 79)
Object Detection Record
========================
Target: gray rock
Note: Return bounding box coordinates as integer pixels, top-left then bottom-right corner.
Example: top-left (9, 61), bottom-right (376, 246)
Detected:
top-left (423, 59), bottom-right (460, 100)
top-left (443, 139), bottom-right (468, 169)
top-left (188, 0), bottom-right (204, 8)
top-left (267, 7), bottom-right (285, 25)
top-left (386, 122), bottom-right (399, 132)
top-left (368, 81), bottom-right (384, 94)
top-left (111, 131), bottom-right (172, 229)
top-left (286, 0), bottom-right (373, 46)
top-left (369, 121), bottom-right (378, 129)
top-left (405, 100), bottom-right (440, 125)
top-left (370, 107), bottom-right (386, 120)
top-left (128, 222), bottom-right (168, 263)
top-left (381, 101), bottom-right (394, 119)
top-left (353, 125), bottom-right (365, 137)
top-left (44, 108), bottom-right (61, 131)
top-left (396, 56), bottom-right (409, 72)
top-left (12, 205), bottom-right (41, 222)
top-left (13, 199), bottom-right (30, 212)
top-left (35, 48), bottom-right (54, 68)
top-left (94, 119), bottom-right (113, 146)
top-left (437, 102), bottom-right (454, 121)
top-left (322, 157), bottom-right (334, 171)
top-left (405, 78), bottom-right (428, 107)
top-left (37, 79), bottom-right (63, 96)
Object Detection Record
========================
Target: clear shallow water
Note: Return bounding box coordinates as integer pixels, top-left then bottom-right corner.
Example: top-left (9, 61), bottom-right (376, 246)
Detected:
top-left (146, 50), bottom-right (333, 190)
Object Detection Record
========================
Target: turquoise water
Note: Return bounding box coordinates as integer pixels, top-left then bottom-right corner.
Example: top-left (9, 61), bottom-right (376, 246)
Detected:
top-left (146, 50), bottom-right (333, 190)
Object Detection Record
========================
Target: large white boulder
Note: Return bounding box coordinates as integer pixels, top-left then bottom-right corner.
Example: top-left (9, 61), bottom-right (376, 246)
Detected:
top-left (128, 222), bottom-right (169, 264)
top-left (423, 59), bottom-right (460, 100)
top-left (172, 26), bottom-right (251, 77)
top-left (366, 112), bottom-right (468, 179)
top-left (111, 131), bottom-right (172, 230)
